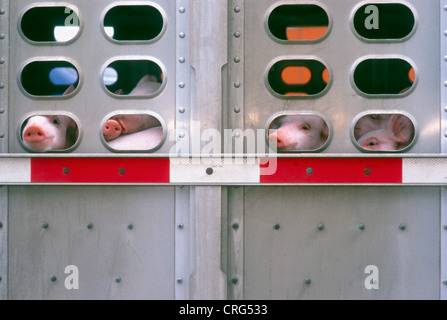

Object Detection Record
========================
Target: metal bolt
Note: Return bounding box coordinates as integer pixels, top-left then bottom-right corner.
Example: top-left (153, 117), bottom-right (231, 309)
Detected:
top-left (179, 7), bottom-right (185, 13)
top-left (234, 106), bottom-right (241, 114)
top-left (178, 107), bottom-right (185, 114)
top-left (359, 224), bottom-right (366, 231)
top-left (231, 278), bottom-right (238, 285)
top-left (234, 6), bottom-right (241, 13)
top-left (304, 277), bottom-right (312, 285)
top-left (128, 224), bottom-right (134, 230)
top-left (232, 223), bottom-right (239, 230)
top-left (273, 224), bottom-right (280, 230)
top-left (176, 278), bottom-right (183, 284)
top-left (42, 223), bottom-right (49, 229)
top-left (234, 56), bottom-right (241, 63)
top-left (63, 167), bottom-right (70, 174)
top-left (206, 167), bottom-right (214, 175)
top-left (119, 168), bottom-right (126, 175)
top-left (399, 224), bottom-right (406, 231)
top-left (51, 276), bottom-right (57, 282)
top-left (179, 32), bottom-right (186, 39)
top-left (364, 168), bottom-right (371, 176)
top-left (178, 57), bottom-right (185, 63)
top-left (234, 81), bottom-right (241, 88)
top-left (317, 223), bottom-right (325, 231)
top-left (179, 82), bottom-right (185, 88)
top-left (115, 277), bottom-right (121, 283)
top-left (306, 167), bottom-right (313, 175)
top-left (87, 223), bottom-right (93, 229)
top-left (234, 31), bottom-right (241, 38)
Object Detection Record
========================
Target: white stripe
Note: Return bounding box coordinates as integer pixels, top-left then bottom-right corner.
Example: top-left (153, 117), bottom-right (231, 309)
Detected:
top-left (0, 158), bottom-right (31, 183)
top-left (170, 158), bottom-right (260, 184)
top-left (403, 158), bottom-right (447, 184)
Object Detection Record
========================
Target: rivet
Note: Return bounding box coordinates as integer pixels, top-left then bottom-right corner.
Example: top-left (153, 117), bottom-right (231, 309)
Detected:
top-left (63, 167), bottom-right (70, 174)
top-left (206, 167), bottom-right (214, 175)
top-left (306, 167), bottom-right (313, 175)
top-left (179, 7), bottom-right (185, 13)
top-left (364, 168), bottom-right (371, 175)
top-left (42, 223), bottom-right (49, 229)
top-left (443, 280), bottom-right (447, 285)
top-left (231, 278), bottom-right (238, 285)
top-left (444, 106), bottom-right (447, 113)
top-left (444, 56), bottom-right (447, 62)
top-left (179, 82), bottom-right (186, 88)
top-left (0, 222), bottom-right (3, 228)
top-left (87, 223), bottom-right (93, 229)
top-left (128, 224), bottom-right (134, 230)
top-left (51, 276), bottom-right (57, 282)
top-left (444, 81), bottom-right (447, 87)
top-left (234, 56), bottom-right (241, 63)
top-left (0, 58), bottom-right (4, 64)
top-left (179, 57), bottom-right (186, 63)
top-left (179, 131), bottom-right (186, 139)
top-left (0, 108), bottom-right (5, 113)
top-left (358, 224), bottom-right (366, 231)
top-left (273, 224), bottom-right (280, 230)
top-left (443, 225), bottom-right (447, 230)
top-left (119, 168), bottom-right (126, 175)
top-left (399, 224), bottom-right (406, 231)
top-left (234, 81), bottom-right (241, 88)
top-left (317, 223), bottom-right (325, 231)
top-left (0, 9), bottom-right (5, 15)
top-left (304, 277), bottom-right (312, 285)
top-left (234, 6), bottom-right (241, 13)
top-left (0, 34), bottom-right (4, 40)
top-left (232, 223), bottom-right (239, 230)
top-left (234, 106), bottom-right (241, 113)
top-left (115, 277), bottom-right (121, 283)
top-left (234, 31), bottom-right (241, 38)
top-left (0, 83), bottom-right (4, 89)
top-left (0, 276), bottom-right (2, 282)
top-left (178, 107), bottom-right (185, 114)
top-left (179, 32), bottom-right (186, 39)
top-left (176, 278), bottom-right (183, 284)
top-left (177, 224), bottom-right (184, 229)
top-left (444, 5), bottom-right (447, 11)
top-left (234, 130), bottom-right (241, 138)
top-left (0, 132), bottom-right (4, 139)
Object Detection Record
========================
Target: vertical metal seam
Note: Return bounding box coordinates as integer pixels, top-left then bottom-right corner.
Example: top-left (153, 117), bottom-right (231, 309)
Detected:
top-left (175, 0), bottom-right (191, 301)
top-left (441, 0), bottom-right (447, 301)
top-left (0, 0), bottom-right (8, 300)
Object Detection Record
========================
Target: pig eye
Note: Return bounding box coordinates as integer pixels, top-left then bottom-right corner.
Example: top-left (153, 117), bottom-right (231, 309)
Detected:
top-left (368, 141), bottom-right (378, 147)
top-left (53, 118), bottom-right (61, 125)
top-left (301, 124), bottom-right (311, 131)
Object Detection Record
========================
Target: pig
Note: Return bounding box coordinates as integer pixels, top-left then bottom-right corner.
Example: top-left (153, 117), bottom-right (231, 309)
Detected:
top-left (354, 114), bottom-right (391, 140)
top-left (21, 85), bottom-right (78, 152)
top-left (107, 126), bottom-right (164, 151)
top-left (267, 115), bottom-right (329, 151)
top-left (103, 75), bottom-right (162, 142)
top-left (357, 114), bottom-right (414, 151)
top-left (22, 115), bottom-right (78, 152)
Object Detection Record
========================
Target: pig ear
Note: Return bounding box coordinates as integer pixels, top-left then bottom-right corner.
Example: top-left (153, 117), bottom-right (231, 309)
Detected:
top-left (63, 84), bottom-right (75, 96)
top-left (388, 114), bottom-right (414, 143)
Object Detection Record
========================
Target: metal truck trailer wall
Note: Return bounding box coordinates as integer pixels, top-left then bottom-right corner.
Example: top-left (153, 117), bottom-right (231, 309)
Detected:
top-left (8, 186), bottom-right (175, 300)
top-left (234, 186), bottom-right (440, 300)
top-left (8, 0), bottom-right (176, 154)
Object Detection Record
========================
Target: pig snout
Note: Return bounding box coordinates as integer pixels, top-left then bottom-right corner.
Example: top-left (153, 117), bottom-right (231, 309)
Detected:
top-left (103, 119), bottom-right (123, 141)
top-left (23, 124), bottom-right (47, 143)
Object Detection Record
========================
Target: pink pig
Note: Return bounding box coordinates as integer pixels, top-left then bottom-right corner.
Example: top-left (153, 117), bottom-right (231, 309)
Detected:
top-left (268, 115), bottom-right (329, 151)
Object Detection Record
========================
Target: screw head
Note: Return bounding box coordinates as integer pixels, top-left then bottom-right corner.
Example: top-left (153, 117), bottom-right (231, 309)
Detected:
top-left (317, 223), bottom-right (325, 231)
top-left (177, 224), bottom-right (184, 230)
top-left (273, 224), bottom-right (280, 230)
top-left (63, 167), bottom-right (70, 174)
top-left (42, 223), bottom-right (49, 229)
top-left (176, 278), bottom-right (183, 284)
top-left (304, 277), bottom-right (312, 285)
top-left (359, 224), bottom-right (366, 231)
top-left (128, 224), bottom-right (134, 230)
top-left (118, 168), bottom-right (126, 175)
top-left (306, 167), bottom-right (313, 175)
top-left (399, 224), bottom-right (407, 231)
top-left (232, 223), bottom-right (239, 230)
top-left (206, 167), bottom-right (214, 175)
top-left (87, 223), bottom-right (93, 229)
top-left (51, 276), bottom-right (57, 282)
top-left (231, 278), bottom-right (238, 285)
top-left (115, 277), bottom-right (121, 283)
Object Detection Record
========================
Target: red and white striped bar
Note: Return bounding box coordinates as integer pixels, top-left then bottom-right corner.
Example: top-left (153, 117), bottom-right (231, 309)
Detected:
top-left (1, 156), bottom-right (447, 185)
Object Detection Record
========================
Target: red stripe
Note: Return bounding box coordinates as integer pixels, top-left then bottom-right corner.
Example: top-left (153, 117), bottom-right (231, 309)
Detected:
top-left (31, 158), bottom-right (170, 183)
top-left (260, 158), bottom-right (403, 184)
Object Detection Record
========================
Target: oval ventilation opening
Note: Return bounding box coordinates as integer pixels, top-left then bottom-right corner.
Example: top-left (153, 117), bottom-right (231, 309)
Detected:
top-left (267, 114), bottom-right (330, 152)
top-left (20, 6), bottom-right (80, 43)
top-left (267, 4), bottom-right (329, 41)
top-left (21, 61), bottom-right (79, 96)
top-left (102, 113), bottom-right (164, 152)
top-left (268, 59), bottom-right (330, 97)
top-left (352, 3), bottom-right (415, 40)
top-left (353, 113), bottom-right (415, 152)
top-left (353, 58), bottom-right (415, 95)
top-left (103, 60), bottom-right (164, 97)
top-left (103, 5), bottom-right (164, 41)
top-left (21, 114), bottom-right (80, 152)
